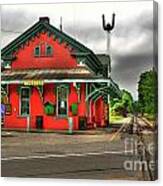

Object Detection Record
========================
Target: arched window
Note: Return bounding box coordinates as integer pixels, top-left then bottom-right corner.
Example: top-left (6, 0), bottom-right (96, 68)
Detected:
top-left (46, 45), bottom-right (53, 56)
top-left (34, 46), bottom-right (40, 56)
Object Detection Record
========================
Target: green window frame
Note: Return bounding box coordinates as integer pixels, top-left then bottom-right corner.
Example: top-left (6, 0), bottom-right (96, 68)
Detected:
top-left (20, 87), bottom-right (30, 116)
top-left (57, 85), bottom-right (68, 117)
top-left (46, 45), bottom-right (53, 56)
top-left (4, 61), bottom-right (11, 69)
top-left (34, 46), bottom-right (40, 56)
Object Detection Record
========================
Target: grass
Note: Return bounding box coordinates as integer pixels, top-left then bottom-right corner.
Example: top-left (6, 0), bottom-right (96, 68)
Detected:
top-left (110, 114), bottom-right (129, 124)
top-left (144, 113), bottom-right (156, 122)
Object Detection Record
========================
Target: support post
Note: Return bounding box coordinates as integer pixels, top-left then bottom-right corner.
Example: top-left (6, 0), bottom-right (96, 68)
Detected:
top-left (27, 116), bottom-right (30, 132)
top-left (107, 79), bottom-right (110, 128)
top-left (68, 117), bottom-right (73, 134)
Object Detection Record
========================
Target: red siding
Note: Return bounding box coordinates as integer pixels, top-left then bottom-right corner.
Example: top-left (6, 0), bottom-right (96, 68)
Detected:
top-left (4, 83), bottom-right (92, 130)
top-left (78, 83), bottom-right (87, 116)
top-left (5, 85), bottom-right (27, 128)
top-left (12, 32), bottom-right (78, 70)
top-left (95, 97), bottom-right (105, 127)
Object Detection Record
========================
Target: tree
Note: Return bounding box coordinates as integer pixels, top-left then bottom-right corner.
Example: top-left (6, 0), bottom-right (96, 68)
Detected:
top-left (111, 89), bottom-right (134, 117)
top-left (138, 69), bottom-right (157, 116)
top-left (121, 90), bottom-right (133, 113)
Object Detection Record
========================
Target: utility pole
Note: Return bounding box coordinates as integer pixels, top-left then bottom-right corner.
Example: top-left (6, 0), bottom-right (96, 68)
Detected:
top-left (60, 16), bottom-right (63, 32)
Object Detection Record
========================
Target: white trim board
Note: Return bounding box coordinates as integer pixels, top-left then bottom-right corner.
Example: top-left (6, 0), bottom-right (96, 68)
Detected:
top-left (1, 79), bottom-right (110, 84)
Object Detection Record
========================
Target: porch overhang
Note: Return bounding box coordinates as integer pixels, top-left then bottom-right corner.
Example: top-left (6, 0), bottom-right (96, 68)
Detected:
top-left (1, 78), bottom-right (110, 85)
top-left (2, 67), bottom-right (121, 99)
top-left (2, 78), bottom-right (121, 99)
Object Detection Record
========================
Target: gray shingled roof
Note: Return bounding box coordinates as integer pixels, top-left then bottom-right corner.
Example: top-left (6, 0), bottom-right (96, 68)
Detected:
top-left (1, 66), bottom-right (104, 81)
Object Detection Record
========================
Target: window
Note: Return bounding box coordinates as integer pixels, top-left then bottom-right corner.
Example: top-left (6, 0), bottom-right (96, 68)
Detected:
top-left (57, 86), bottom-right (68, 116)
top-left (34, 46), bottom-right (40, 56)
top-left (34, 44), bottom-right (53, 57)
top-left (20, 87), bottom-right (30, 116)
top-left (4, 61), bottom-right (11, 69)
top-left (46, 45), bottom-right (53, 56)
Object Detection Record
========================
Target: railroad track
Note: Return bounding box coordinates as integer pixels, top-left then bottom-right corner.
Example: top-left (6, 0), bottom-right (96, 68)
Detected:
top-left (133, 117), bottom-right (155, 135)
top-left (109, 117), bottom-right (133, 141)
top-left (108, 116), bottom-right (156, 180)
top-left (115, 115), bottom-right (156, 180)
top-left (132, 116), bottom-right (157, 181)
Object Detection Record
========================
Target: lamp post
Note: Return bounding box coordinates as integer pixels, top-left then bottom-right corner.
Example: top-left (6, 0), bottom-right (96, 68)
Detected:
top-left (102, 13), bottom-right (115, 55)
top-left (102, 13), bottom-right (116, 127)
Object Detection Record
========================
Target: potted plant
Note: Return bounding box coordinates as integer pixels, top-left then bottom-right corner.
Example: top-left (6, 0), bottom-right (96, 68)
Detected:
top-left (44, 102), bottom-right (56, 115)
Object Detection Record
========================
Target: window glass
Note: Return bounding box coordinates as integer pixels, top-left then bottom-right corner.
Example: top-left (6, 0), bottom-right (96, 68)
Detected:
top-left (20, 88), bottom-right (30, 116)
top-left (34, 46), bottom-right (40, 56)
top-left (46, 45), bottom-right (53, 56)
top-left (57, 86), bottom-right (68, 116)
top-left (21, 88), bottom-right (30, 99)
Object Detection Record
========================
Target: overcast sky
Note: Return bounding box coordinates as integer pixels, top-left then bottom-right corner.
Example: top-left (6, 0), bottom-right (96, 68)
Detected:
top-left (1, 1), bottom-right (154, 100)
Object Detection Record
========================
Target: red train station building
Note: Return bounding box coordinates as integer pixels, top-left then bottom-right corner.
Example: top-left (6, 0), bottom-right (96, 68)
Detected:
top-left (1, 17), bottom-right (121, 130)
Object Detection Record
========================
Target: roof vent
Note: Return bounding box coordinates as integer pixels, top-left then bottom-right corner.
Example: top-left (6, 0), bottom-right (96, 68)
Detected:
top-left (39, 17), bottom-right (49, 24)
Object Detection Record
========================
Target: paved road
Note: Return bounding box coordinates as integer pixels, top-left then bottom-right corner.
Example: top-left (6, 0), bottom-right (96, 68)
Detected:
top-left (1, 131), bottom-right (123, 158)
top-left (1, 119), bottom-right (155, 180)
top-left (1, 153), bottom-right (140, 180)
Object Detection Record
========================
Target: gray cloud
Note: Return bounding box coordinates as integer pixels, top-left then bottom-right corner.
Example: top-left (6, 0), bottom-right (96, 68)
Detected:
top-left (114, 11), bottom-right (153, 39)
top-left (113, 53), bottom-right (153, 70)
top-left (65, 23), bottom-right (105, 44)
top-left (112, 52), bottom-right (153, 99)
top-left (1, 9), bottom-right (37, 32)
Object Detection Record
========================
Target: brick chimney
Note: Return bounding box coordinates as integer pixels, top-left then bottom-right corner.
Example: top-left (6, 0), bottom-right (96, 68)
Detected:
top-left (39, 17), bottom-right (50, 24)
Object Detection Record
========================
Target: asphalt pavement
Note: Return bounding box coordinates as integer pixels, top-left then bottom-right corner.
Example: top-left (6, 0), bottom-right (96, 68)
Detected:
top-left (1, 123), bottom-right (153, 180)
top-left (2, 152), bottom-right (140, 180)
